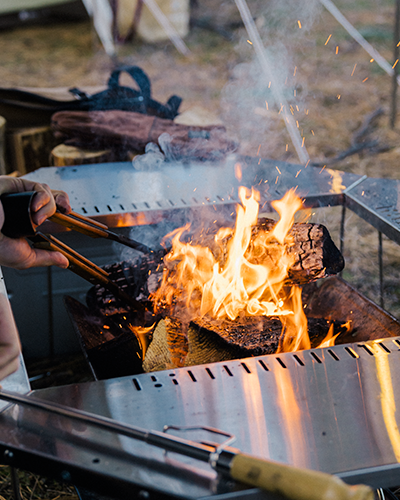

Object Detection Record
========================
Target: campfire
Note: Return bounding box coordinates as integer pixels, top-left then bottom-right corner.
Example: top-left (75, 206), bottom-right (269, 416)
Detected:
top-left (114, 185), bottom-right (348, 371)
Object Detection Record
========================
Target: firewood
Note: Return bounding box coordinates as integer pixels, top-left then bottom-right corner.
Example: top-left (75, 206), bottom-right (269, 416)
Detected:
top-left (50, 143), bottom-right (113, 166)
top-left (142, 313), bottom-right (348, 372)
top-left (250, 218), bottom-right (344, 284)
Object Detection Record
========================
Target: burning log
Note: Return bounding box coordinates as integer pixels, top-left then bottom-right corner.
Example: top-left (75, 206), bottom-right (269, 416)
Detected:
top-left (142, 313), bottom-right (350, 372)
top-left (249, 217), bottom-right (344, 284)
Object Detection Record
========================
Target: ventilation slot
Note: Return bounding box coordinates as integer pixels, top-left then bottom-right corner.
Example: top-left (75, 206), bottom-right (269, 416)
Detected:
top-left (107, 205), bottom-right (112, 211)
top-left (293, 354), bottom-right (304, 366)
top-left (217, 196), bottom-right (225, 201)
top-left (119, 204), bottom-right (125, 210)
top-left (276, 357), bottom-right (287, 368)
top-left (344, 346), bottom-right (359, 359)
top-left (241, 362), bottom-right (251, 373)
top-left (377, 342), bottom-right (391, 353)
top-left (328, 349), bottom-right (340, 361)
top-left (310, 352), bottom-right (322, 364)
top-left (94, 206), bottom-right (100, 213)
top-left (223, 365), bottom-right (233, 377)
top-left (393, 339), bottom-right (400, 348)
top-left (205, 368), bottom-right (215, 380)
top-left (156, 201), bottom-right (162, 207)
top-left (180, 199), bottom-right (187, 205)
top-left (132, 378), bottom-right (142, 391)
top-left (172, 379), bottom-right (179, 385)
top-left (187, 370), bottom-right (197, 382)
top-left (132, 203), bottom-right (137, 209)
top-left (150, 375), bottom-right (157, 382)
top-left (258, 359), bottom-right (269, 371)
top-left (144, 202), bottom-right (150, 208)
top-left (82, 207), bottom-right (87, 214)
top-left (168, 200), bottom-right (175, 206)
top-left (359, 344), bottom-right (374, 356)
top-left (192, 197), bottom-right (198, 204)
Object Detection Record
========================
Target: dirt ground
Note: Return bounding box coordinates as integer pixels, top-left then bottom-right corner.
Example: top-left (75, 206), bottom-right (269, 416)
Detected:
top-left (1, 0), bottom-right (400, 498)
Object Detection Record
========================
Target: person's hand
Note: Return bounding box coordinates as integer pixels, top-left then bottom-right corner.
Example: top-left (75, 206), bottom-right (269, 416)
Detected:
top-left (0, 176), bottom-right (71, 269)
top-left (0, 293), bottom-right (20, 381)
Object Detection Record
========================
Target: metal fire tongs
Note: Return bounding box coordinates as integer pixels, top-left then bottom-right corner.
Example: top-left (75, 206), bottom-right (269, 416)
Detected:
top-left (0, 191), bottom-right (154, 314)
top-left (0, 387), bottom-right (374, 500)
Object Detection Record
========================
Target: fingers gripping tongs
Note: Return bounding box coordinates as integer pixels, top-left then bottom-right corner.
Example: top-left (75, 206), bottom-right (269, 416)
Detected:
top-left (0, 191), bottom-right (151, 313)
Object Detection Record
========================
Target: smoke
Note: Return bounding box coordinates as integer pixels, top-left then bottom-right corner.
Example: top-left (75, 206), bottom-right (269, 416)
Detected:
top-left (221, 0), bottom-right (322, 160)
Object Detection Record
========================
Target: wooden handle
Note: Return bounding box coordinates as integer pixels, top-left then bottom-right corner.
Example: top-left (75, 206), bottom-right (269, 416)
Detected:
top-left (230, 453), bottom-right (374, 500)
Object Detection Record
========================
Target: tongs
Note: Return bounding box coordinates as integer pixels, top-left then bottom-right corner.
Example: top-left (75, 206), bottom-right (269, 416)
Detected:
top-left (0, 191), bottom-right (153, 314)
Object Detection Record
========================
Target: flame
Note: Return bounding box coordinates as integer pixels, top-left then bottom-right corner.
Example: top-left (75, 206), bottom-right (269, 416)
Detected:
top-left (152, 187), bottom-right (335, 353)
top-left (128, 323), bottom-right (154, 359)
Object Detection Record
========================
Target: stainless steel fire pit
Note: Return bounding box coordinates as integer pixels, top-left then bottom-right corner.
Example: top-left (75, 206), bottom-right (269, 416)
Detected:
top-left (1, 156), bottom-right (400, 499)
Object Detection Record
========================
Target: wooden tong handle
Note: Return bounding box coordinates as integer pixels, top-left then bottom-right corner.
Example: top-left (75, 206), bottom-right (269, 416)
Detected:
top-left (230, 453), bottom-right (374, 500)
top-left (49, 212), bottom-right (108, 238)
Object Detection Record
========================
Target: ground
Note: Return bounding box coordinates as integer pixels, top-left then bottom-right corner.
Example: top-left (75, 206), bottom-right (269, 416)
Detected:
top-left (0, 0), bottom-right (400, 498)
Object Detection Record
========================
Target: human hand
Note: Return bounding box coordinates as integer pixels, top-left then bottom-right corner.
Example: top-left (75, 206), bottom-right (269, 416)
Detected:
top-left (0, 176), bottom-right (71, 269)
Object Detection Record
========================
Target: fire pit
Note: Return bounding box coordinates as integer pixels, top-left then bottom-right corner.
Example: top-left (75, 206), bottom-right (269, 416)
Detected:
top-left (1, 157), bottom-right (400, 499)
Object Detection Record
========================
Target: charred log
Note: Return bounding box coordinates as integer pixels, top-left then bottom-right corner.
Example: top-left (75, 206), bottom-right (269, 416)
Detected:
top-left (250, 218), bottom-right (344, 284)
top-left (142, 313), bottom-right (349, 372)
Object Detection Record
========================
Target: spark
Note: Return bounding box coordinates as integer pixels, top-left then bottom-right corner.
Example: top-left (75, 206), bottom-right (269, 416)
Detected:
top-left (275, 176), bottom-right (279, 184)
top-left (296, 120), bottom-right (299, 128)
top-left (296, 105), bottom-right (299, 111)
top-left (305, 159), bottom-right (310, 168)
top-left (268, 81), bottom-right (271, 88)
top-left (293, 66), bottom-right (297, 76)
top-left (361, 191), bottom-right (365, 196)
top-left (393, 59), bottom-right (399, 69)
top-left (298, 20), bottom-right (302, 29)
top-left (311, 130), bottom-right (315, 135)
top-left (351, 63), bottom-right (357, 76)
top-left (193, 187), bottom-right (197, 192)
top-left (325, 34), bottom-right (332, 45)
top-left (301, 137), bottom-right (305, 147)
top-left (257, 144), bottom-right (261, 155)
top-left (294, 89), bottom-right (297, 97)
top-left (362, 77), bottom-right (368, 82)
top-left (319, 165), bottom-right (326, 173)
top-left (276, 166), bottom-right (282, 174)
top-left (370, 58), bottom-right (374, 63)
top-left (247, 39), bottom-right (253, 45)
top-left (295, 170), bottom-right (302, 178)
top-left (335, 46), bottom-right (339, 54)
top-left (264, 179), bottom-right (268, 183)
top-left (265, 101), bottom-right (269, 110)
top-left (337, 94), bottom-right (341, 99)
top-left (286, 144), bottom-right (289, 151)
top-left (290, 105), bottom-right (294, 115)
top-left (305, 109), bottom-right (309, 115)
top-left (398, 41), bottom-right (400, 47)
top-left (278, 104), bottom-right (284, 114)
top-left (258, 158), bottom-right (261, 165)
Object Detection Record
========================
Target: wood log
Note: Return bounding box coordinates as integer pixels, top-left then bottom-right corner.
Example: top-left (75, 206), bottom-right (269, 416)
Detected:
top-left (50, 143), bottom-right (113, 166)
top-left (251, 218), bottom-right (345, 284)
top-left (142, 313), bottom-right (349, 372)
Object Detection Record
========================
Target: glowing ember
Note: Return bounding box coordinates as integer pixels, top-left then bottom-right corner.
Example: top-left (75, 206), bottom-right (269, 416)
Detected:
top-left (151, 187), bottom-right (333, 352)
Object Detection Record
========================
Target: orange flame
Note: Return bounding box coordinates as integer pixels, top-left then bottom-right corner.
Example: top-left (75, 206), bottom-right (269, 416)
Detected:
top-left (152, 188), bottom-right (333, 352)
